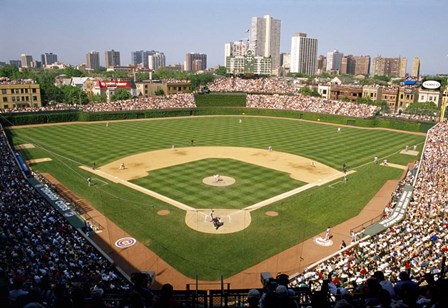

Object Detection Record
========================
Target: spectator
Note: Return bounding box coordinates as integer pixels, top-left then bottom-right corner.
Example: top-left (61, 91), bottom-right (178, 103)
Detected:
top-left (154, 283), bottom-right (181, 308)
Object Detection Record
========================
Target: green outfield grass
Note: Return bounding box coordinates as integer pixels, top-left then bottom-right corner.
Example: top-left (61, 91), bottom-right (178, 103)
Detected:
top-left (8, 116), bottom-right (425, 279)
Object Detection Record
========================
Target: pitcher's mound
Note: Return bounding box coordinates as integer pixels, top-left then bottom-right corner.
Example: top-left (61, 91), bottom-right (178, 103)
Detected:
top-left (157, 210), bottom-right (170, 216)
top-left (203, 176), bottom-right (236, 187)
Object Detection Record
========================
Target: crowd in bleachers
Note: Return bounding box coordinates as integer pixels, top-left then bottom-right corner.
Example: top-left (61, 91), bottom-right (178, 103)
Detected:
top-left (81, 93), bottom-right (195, 112)
top-left (0, 127), bottom-right (133, 307)
top-left (247, 94), bottom-right (378, 118)
top-left (382, 112), bottom-right (440, 123)
top-left (288, 121), bottom-right (448, 307)
top-left (0, 78), bottom-right (37, 85)
top-left (0, 94), bottom-right (196, 114)
top-left (207, 77), bottom-right (297, 95)
top-left (0, 105), bottom-right (80, 114)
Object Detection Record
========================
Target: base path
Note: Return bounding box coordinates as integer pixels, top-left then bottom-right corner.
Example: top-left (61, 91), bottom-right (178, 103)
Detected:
top-left (83, 147), bottom-right (346, 234)
top-left (99, 146), bottom-right (339, 183)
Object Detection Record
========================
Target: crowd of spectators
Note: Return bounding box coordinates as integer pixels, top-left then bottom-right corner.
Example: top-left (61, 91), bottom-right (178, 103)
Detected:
top-left (0, 94), bottom-right (196, 114)
top-left (0, 78), bottom-right (37, 85)
top-left (0, 126), bottom-right (132, 307)
top-left (247, 94), bottom-right (378, 118)
top-left (207, 77), bottom-right (297, 95)
top-left (382, 112), bottom-right (440, 123)
top-left (0, 105), bottom-right (80, 114)
top-left (289, 121), bottom-right (448, 307)
top-left (81, 93), bottom-right (196, 113)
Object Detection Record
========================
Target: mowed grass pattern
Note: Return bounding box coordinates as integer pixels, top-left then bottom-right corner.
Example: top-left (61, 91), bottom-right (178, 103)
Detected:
top-left (10, 116), bottom-right (425, 170)
top-left (132, 158), bottom-right (305, 209)
top-left (8, 116), bottom-right (426, 279)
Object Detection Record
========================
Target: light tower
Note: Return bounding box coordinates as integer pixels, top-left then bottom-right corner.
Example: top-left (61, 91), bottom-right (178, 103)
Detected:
top-left (441, 87), bottom-right (448, 122)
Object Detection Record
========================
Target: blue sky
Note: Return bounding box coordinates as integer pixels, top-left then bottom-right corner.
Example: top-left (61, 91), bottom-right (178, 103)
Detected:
top-left (1, 0), bottom-right (447, 75)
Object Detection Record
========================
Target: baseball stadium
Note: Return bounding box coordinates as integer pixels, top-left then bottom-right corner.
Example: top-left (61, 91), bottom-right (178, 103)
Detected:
top-left (1, 77), bottom-right (447, 307)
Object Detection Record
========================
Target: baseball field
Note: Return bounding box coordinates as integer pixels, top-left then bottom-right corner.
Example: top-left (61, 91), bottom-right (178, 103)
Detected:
top-left (8, 115), bottom-right (425, 281)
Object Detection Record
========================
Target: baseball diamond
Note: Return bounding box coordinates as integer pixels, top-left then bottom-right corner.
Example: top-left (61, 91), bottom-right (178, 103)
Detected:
top-left (9, 115), bottom-right (426, 288)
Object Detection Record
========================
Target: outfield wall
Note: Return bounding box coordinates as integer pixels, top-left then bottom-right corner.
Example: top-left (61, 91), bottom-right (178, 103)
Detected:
top-left (0, 107), bottom-right (435, 133)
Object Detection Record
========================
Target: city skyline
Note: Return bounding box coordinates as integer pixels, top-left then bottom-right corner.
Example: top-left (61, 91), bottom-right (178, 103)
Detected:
top-left (1, 0), bottom-right (447, 75)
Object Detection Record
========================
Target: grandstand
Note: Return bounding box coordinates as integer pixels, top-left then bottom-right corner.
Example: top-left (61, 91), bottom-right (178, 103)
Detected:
top-left (1, 77), bottom-right (448, 307)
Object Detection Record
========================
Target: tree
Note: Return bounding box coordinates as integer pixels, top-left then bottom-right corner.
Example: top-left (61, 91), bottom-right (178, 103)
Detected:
top-left (41, 85), bottom-right (64, 104)
top-left (356, 97), bottom-right (375, 105)
top-left (377, 100), bottom-right (390, 114)
top-left (88, 93), bottom-right (106, 103)
top-left (62, 66), bottom-right (85, 78)
top-left (373, 75), bottom-right (390, 83)
top-left (110, 89), bottom-right (132, 101)
top-left (60, 85), bottom-right (88, 104)
top-left (188, 72), bottom-right (214, 91)
top-left (0, 65), bottom-right (20, 79)
top-left (103, 71), bottom-right (128, 79)
top-left (154, 89), bottom-right (165, 96)
top-left (215, 66), bottom-right (227, 76)
top-left (406, 102), bottom-right (439, 115)
top-left (299, 86), bottom-right (321, 97)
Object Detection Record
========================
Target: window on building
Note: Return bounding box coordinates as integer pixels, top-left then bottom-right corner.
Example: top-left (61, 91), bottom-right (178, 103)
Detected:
top-left (15, 89), bottom-right (20, 94)
top-left (33, 96), bottom-right (37, 101)
top-left (32, 88), bottom-right (37, 93)
top-left (11, 96), bottom-right (15, 102)
top-left (1, 89), bottom-right (6, 94)
top-left (2, 97), bottom-right (7, 103)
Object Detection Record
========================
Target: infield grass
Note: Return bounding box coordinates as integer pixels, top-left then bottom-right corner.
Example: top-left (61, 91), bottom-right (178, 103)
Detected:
top-left (132, 158), bottom-right (306, 209)
top-left (8, 116), bottom-right (425, 279)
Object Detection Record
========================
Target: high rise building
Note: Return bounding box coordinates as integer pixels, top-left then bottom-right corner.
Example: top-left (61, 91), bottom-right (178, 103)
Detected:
top-left (148, 52), bottom-right (166, 70)
top-left (371, 56), bottom-right (404, 78)
top-left (353, 56), bottom-right (371, 76)
top-left (9, 60), bottom-right (21, 67)
top-left (86, 51), bottom-right (100, 70)
top-left (317, 55), bottom-right (326, 74)
top-left (341, 56), bottom-right (351, 74)
top-left (20, 54), bottom-right (34, 68)
top-left (185, 53), bottom-right (207, 71)
top-left (290, 32), bottom-right (318, 75)
top-left (399, 57), bottom-right (407, 78)
top-left (251, 15), bottom-right (281, 71)
top-left (224, 41), bottom-right (251, 61)
top-left (411, 57), bottom-right (421, 78)
top-left (105, 49), bottom-right (120, 68)
top-left (326, 50), bottom-right (344, 72)
top-left (341, 55), bottom-right (370, 76)
top-left (41, 53), bottom-right (58, 66)
top-left (280, 53), bottom-right (291, 69)
top-left (131, 50), bottom-right (157, 68)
